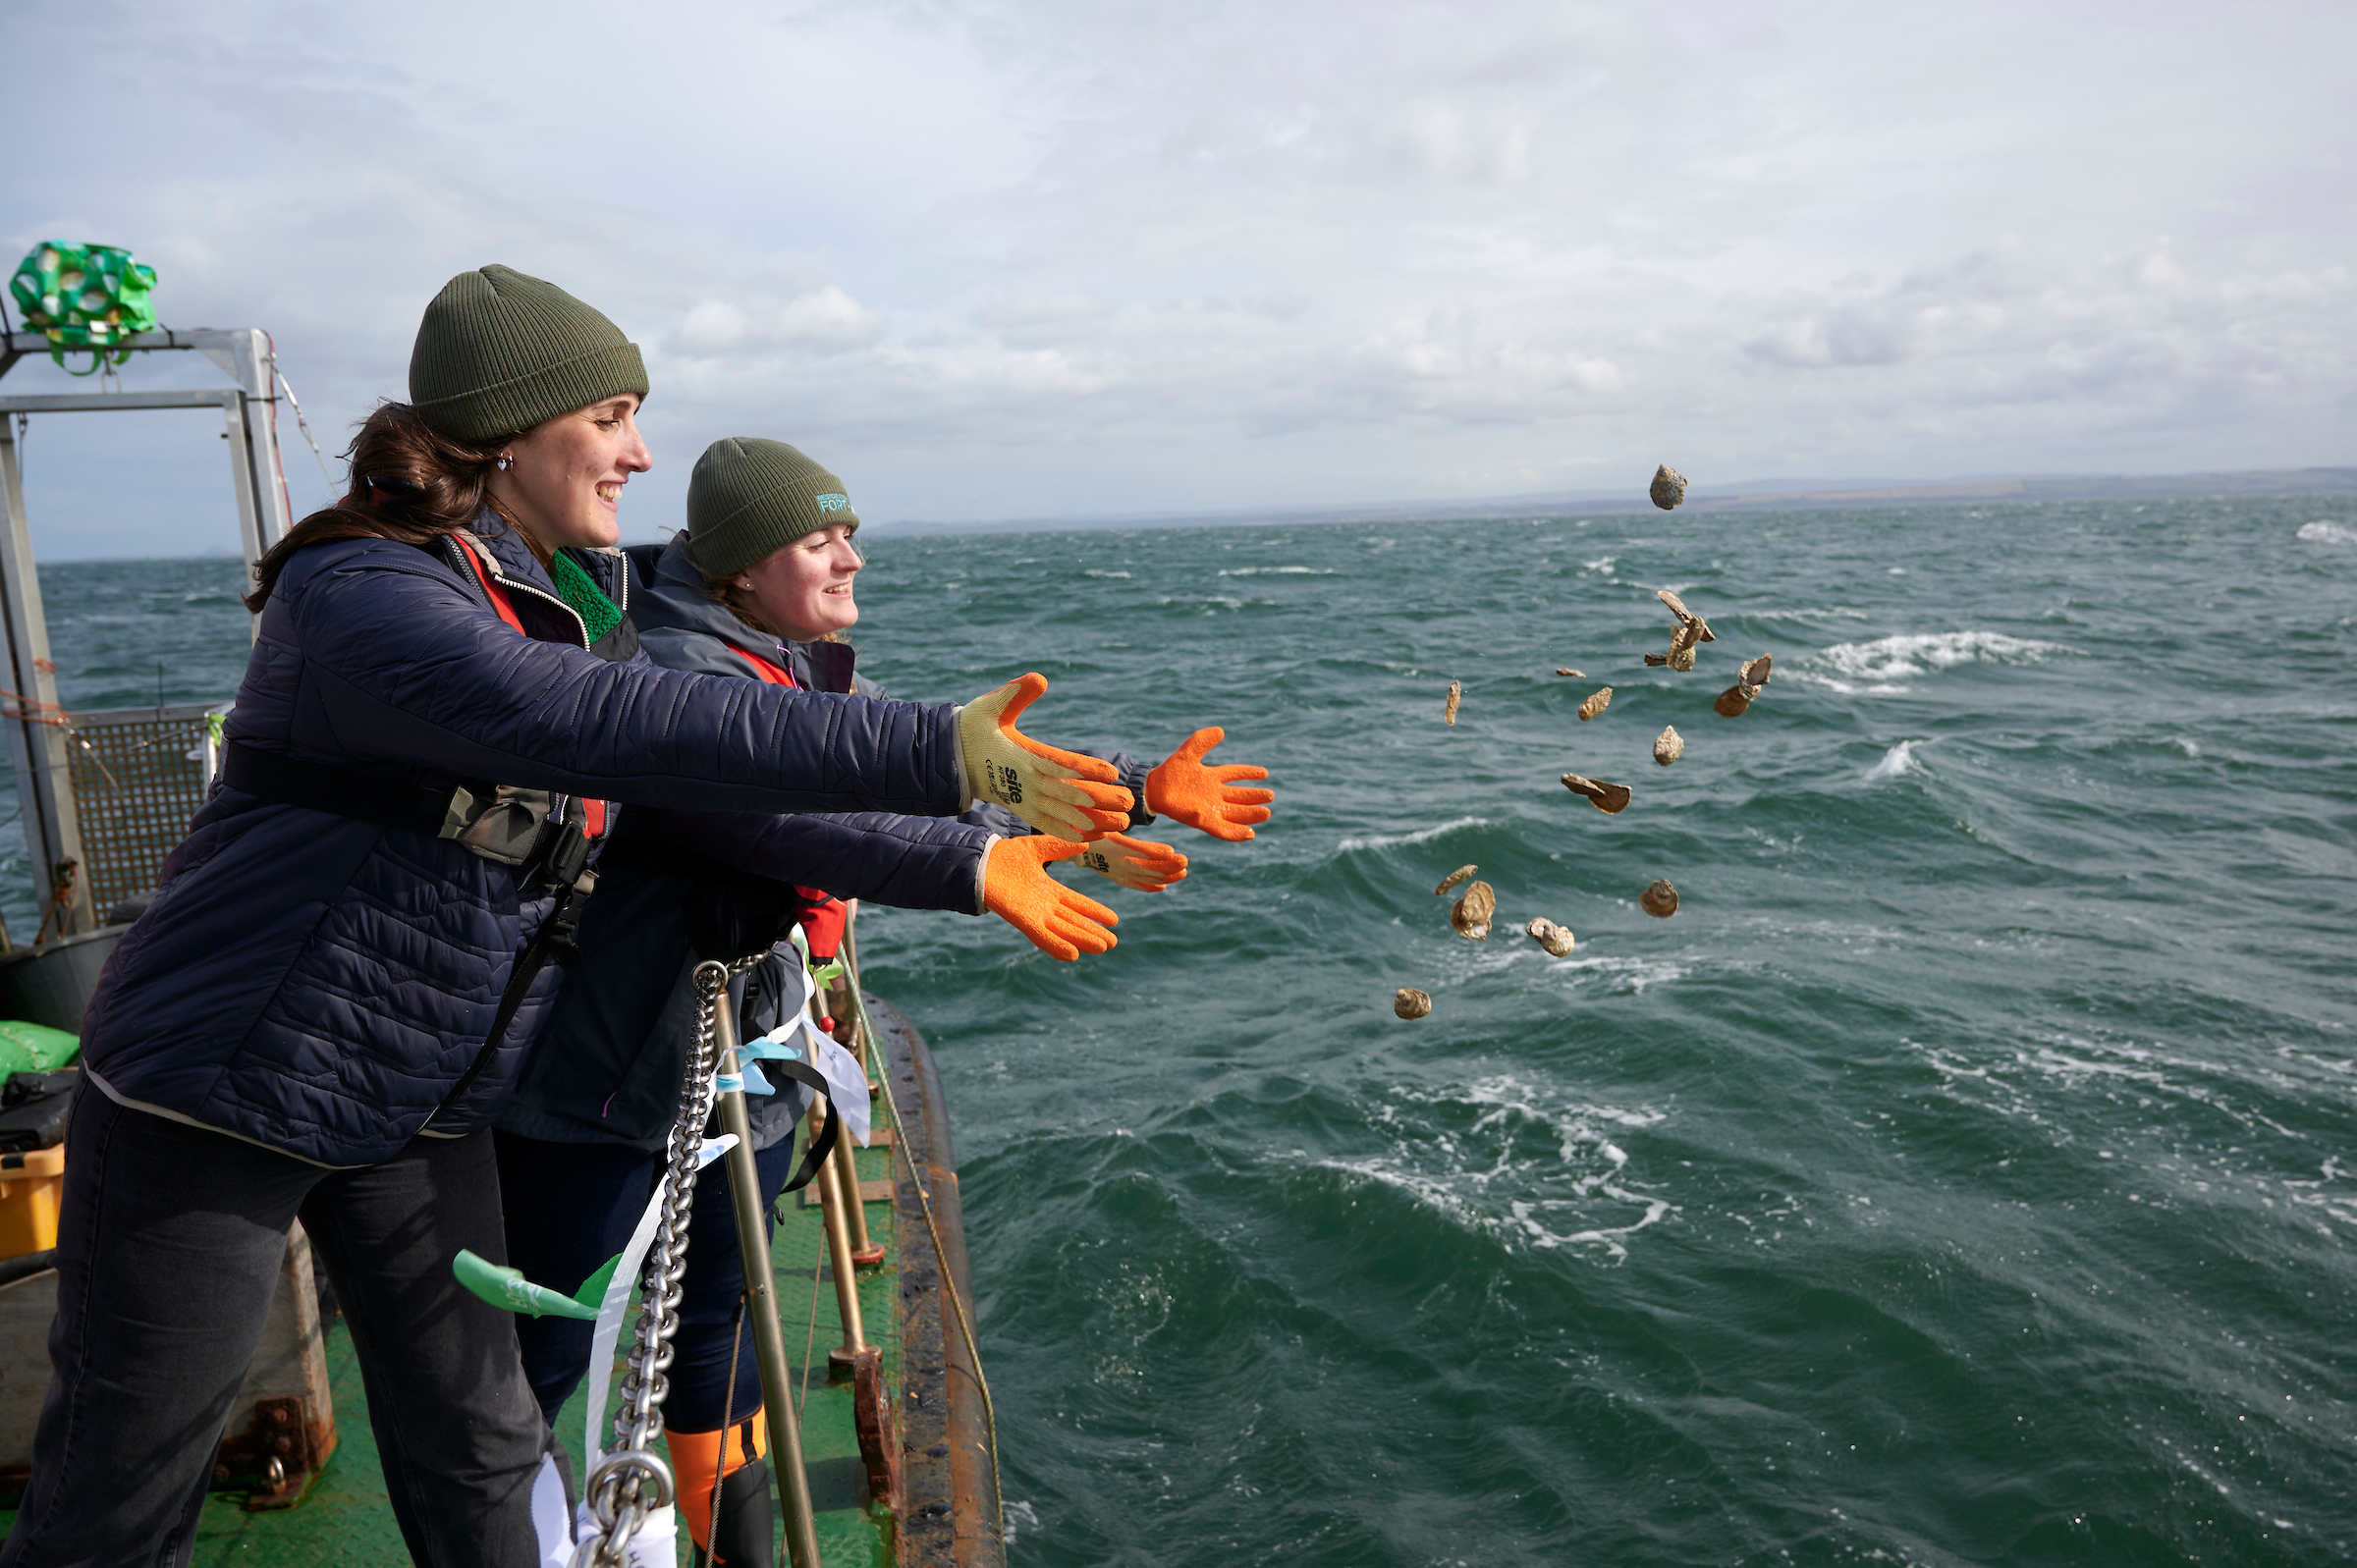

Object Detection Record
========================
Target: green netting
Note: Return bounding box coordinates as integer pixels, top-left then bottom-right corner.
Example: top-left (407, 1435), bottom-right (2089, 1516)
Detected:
top-left (8, 241), bottom-right (159, 375)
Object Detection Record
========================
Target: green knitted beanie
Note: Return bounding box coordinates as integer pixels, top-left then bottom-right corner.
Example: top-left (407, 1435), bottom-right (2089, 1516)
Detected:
top-left (685, 438), bottom-right (860, 579)
top-left (408, 264), bottom-right (648, 443)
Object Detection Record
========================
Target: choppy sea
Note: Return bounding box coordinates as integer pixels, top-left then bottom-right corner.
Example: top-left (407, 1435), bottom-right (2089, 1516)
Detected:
top-left (8, 495), bottom-right (2355, 1566)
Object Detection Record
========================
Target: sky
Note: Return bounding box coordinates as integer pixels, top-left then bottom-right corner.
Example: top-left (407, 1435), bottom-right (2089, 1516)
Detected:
top-left (2, 0), bottom-right (2352, 557)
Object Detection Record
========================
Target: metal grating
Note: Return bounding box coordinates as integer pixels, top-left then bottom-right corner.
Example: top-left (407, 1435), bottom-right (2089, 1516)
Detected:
top-left (59, 703), bottom-right (217, 919)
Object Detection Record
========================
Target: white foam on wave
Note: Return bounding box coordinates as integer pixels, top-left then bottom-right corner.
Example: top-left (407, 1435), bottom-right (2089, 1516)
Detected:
top-left (1336, 816), bottom-right (1486, 852)
top-left (1548, 952), bottom-right (1690, 995)
top-left (1216, 566), bottom-right (1335, 577)
top-left (1865, 738), bottom-right (1929, 782)
top-left (1081, 568), bottom-right (1132, 578)
top-left (1154, 594), bottom-right (1245, 612)
top-left (1322, 1073), bottom-right (1674, 1263)
top-left (1803, 629), bottom-right (2068, 694)
top-left (2296, 519), bottom-right (2356, 545)
top-left (1581, 555), bottom-right (1617, 574)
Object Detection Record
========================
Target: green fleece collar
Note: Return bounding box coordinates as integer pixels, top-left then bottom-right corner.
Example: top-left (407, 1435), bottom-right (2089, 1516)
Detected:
top-left (550, 550), bottom-right (622, 644)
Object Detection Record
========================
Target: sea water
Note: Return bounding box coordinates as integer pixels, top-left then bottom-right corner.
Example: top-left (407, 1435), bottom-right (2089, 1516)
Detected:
top-left (7, 496), bottom-right (2354, 1565)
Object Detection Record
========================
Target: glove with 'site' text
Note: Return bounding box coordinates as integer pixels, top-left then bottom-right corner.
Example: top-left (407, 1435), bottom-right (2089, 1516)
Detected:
top-left (1032, 831), bottom-right (1189, 892)
top-left (1144, 728), bottom-right (1275, 841)
top-left (959, 674), bottom-right (1133, 841)
top-left (985, 836), bottom-right (1121, 961)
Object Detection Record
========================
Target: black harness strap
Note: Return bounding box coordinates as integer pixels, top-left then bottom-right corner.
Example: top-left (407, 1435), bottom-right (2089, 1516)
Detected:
top-left (747, 1057), bottom-right (841, 1193)
top-left (221, 740), bottom-right (599, 1125)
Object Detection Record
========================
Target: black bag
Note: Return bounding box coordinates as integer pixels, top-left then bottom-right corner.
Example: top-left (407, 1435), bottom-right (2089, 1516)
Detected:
top-left (0, 1069), bottom-right (78, 1153)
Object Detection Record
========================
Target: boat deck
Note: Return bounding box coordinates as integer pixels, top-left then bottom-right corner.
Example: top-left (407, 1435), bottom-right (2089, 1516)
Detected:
top-left (0, 999), bottom-right (969, 1566)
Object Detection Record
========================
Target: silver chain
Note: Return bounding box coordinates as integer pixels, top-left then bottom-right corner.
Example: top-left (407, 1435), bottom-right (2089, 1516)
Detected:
top-left (575, 956), bottom-right (751, 1567)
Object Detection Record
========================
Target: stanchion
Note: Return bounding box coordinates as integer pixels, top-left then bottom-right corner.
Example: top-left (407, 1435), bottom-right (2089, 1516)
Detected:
top-left (711, 992), bottom-right (824, 1568)
top-left (823, 973), bottom-right (884, 1265)
top-left (811, 1096), bottom-right (871, 1374)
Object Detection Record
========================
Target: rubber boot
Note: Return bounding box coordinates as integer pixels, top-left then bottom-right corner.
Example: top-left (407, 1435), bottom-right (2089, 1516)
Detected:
top-left (671, 1410), bottom-right (774, 1567)
top-left (691, 1455), bottom-right (776, 1567)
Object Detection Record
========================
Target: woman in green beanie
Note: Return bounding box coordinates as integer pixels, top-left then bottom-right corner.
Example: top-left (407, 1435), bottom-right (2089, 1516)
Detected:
top-left (1, 269), bottom-right (1135, 1568)
top-left (493, 435), bottom-right (1278, 1565)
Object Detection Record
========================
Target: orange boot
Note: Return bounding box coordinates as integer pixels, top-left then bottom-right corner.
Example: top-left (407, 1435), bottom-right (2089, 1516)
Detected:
top-left (668, 1408), bottom-right (774, 1567)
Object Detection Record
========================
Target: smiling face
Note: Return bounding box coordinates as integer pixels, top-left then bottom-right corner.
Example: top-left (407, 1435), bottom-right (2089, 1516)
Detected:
top-left (487, 395), bottom-right (650, 557)
top-left (734, 525), bottom-right (862, 642)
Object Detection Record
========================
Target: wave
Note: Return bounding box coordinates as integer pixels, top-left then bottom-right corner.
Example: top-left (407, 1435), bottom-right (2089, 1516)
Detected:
top-left (1335, 816), bottom-right (1487, 852)
top-left (1803, 629), bottom-right (2068, 693)
top-left (1081, 568), bottom-right (1132, 579)
top-left (1216, 566), bottom-right (1335, 577)
top-left (2296, 519), bottom-right (2355, 545)
top-left (1865, 738), bottom-right (1929, 782)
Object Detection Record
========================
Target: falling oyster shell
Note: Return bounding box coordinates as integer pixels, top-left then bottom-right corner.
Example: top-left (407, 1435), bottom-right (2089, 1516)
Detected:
top-left (1643, 652), bottom-right (1670, 667)
top-left (1667, 622), bottom-right (1701, 672)
top-left (1445, 679), bottom-right (1461, 726)
top-left (1714, 682), bottom-right (1758, 718)
top-left (1560, 773), bottom-right (1633, 813)
top-left (1394, 988), bottom-right (1433, 1020)
top-left (1640, 880), bottom-right (1678, 918)
top-left (1654, 725), bottom-right (1683, 766)
top-left (1740, 654), bottom-right (1773, 687)
top-left (1555, 668), bottom-right (1584, 677)
top-left (1650, 464), bottom-right (1687, 511)
top-left (1451, 880), bottom-right (1496, 940)
top-left (1657, 588), bottom-right (1715, 643)
top-left (1434, 864), bottom-right (1478, 896)
top-left (1525, 917), bottom-right (1576, 956)
top-left (1576, 686), bottom-right (1613, 722)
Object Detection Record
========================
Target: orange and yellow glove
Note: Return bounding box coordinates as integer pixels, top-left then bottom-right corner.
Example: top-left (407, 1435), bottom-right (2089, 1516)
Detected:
top-left (1054, 832), bottom-right (1189, 892)
top-left (985, 836), bottom-right (1121, 960)
top-left (1143, 728), bottom-right (1275, 842)
top-left (959, 674), bottom-right (1133, 841)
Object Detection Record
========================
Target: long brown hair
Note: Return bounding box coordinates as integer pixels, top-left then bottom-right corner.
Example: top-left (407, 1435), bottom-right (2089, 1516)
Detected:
top-left (244, 402), bottom-right (508, 613)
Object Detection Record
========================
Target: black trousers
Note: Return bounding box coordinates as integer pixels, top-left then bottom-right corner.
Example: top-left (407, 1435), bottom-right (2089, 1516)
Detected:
top-left (0, 1091), bottom-right (547, 1568)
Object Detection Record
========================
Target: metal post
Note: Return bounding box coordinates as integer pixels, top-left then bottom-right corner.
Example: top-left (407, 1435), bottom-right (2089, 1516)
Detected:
top-left (0, 415), bottom-right (85, 934)
top-left (823, 971), bottom-right (883, 1265)
top-left (711, 998), bottom-right (823, 1568)
top-left (812, 1097), bottom-right (870, 1367)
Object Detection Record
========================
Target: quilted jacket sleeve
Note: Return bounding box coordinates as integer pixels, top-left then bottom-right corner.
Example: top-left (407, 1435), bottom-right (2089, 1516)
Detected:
top-left (270, 539), bottom-right (964, 816)
top-left (618, 808), bottom-right (997, 915)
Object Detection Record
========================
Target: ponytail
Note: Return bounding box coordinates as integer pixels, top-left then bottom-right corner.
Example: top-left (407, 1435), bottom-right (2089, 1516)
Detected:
top-left (245, 402), bottom-right (509, 613)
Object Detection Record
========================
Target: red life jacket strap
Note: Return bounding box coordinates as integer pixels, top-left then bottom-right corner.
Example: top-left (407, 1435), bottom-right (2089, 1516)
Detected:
top-left (735, 646), bottom-right (796, 686)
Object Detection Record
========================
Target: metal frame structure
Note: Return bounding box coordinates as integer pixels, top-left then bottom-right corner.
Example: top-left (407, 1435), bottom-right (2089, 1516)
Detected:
top-left (0, 328), bottom-right (295, 936)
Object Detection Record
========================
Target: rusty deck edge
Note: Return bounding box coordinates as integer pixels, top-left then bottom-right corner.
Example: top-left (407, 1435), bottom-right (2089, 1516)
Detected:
top-left (871, 995), bottom-right (1005, 1568)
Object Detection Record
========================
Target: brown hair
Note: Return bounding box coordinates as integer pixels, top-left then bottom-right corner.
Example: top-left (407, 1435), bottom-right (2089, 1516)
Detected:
top-left (244, 402), bottom-right (509, 613)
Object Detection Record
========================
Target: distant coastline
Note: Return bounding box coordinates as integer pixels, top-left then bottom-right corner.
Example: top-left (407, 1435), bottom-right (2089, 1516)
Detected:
top-left (873, 464), bottom-right (2357, 537)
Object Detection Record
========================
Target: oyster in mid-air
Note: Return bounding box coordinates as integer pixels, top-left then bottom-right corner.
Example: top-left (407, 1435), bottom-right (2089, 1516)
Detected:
top-left (1560, 773), bottom-right (1632, 814)
top-left (1394, 988), bottom-right (1433, 1019)
top-left (1525, 917), bottom-right (1576, 956)
top-left (1555, 667), bottom-right (1584, 677)
top-left (1445, 679), bottom-right (1461, 726)
top-left (1650, 464), bottom-right (1687, 511)
top-left (1576, 686), bottom-right (1613, 722)
top-left (1640, 880), bottom-right (1679, 918)
top-left (1653, 726), bottom-right (1683, 766)
top-left (1451, 880), bottom-right (1497, 940)
top-left (1434, 864), bottom-right (1477, 897)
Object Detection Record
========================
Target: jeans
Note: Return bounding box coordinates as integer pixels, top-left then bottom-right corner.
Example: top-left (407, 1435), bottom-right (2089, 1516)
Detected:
top-left (495, 1132), bottom-right (796, 1436)
top-left (0, 1092), bottom-right (547, 1568)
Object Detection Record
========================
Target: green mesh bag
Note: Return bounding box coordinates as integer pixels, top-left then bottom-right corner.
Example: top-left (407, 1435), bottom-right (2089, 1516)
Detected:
top-left (8, 241), bottom-right (159, 375)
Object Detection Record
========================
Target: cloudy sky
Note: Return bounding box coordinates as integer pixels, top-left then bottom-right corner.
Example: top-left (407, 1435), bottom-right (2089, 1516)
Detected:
top-left (4, 0), bottom-right (2351, 556)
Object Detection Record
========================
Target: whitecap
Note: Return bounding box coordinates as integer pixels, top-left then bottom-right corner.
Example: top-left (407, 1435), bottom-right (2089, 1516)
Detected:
top-left (1081, 568), bottom-right (1132, 579)
top-left (2296, 519), bottom-right (2355, 545)
top-left (1581, 555), bottom-right (1616, 573)
top-left (1865, 738), bottom-right (1928, 781)
top-left (1803, 629), bottom-right (2068, 692)
top-left (1216, 566), bottom-right (1334, 577)
top-left (1335, 816), bottom-right (1486, 852)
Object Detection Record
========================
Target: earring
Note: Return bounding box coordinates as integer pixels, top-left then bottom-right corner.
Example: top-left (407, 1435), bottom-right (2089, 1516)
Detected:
top-left (495, 453), bottom-right (514, 471)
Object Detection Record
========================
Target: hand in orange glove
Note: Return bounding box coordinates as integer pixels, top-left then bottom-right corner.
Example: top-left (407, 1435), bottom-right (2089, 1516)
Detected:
top-left (985, 836), bottom-right (1120, 960)
top-left (959, 674), bottom-right (1133, 840)
top-left (1062, 833), bottom-right (1189, 892)
top-left (1143, 728), bottom-right (1274, 841)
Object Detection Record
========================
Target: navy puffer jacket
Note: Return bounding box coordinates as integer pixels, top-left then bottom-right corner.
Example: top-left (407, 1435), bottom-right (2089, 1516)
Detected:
top-left (82, 519), bottom-right (967, 1166)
